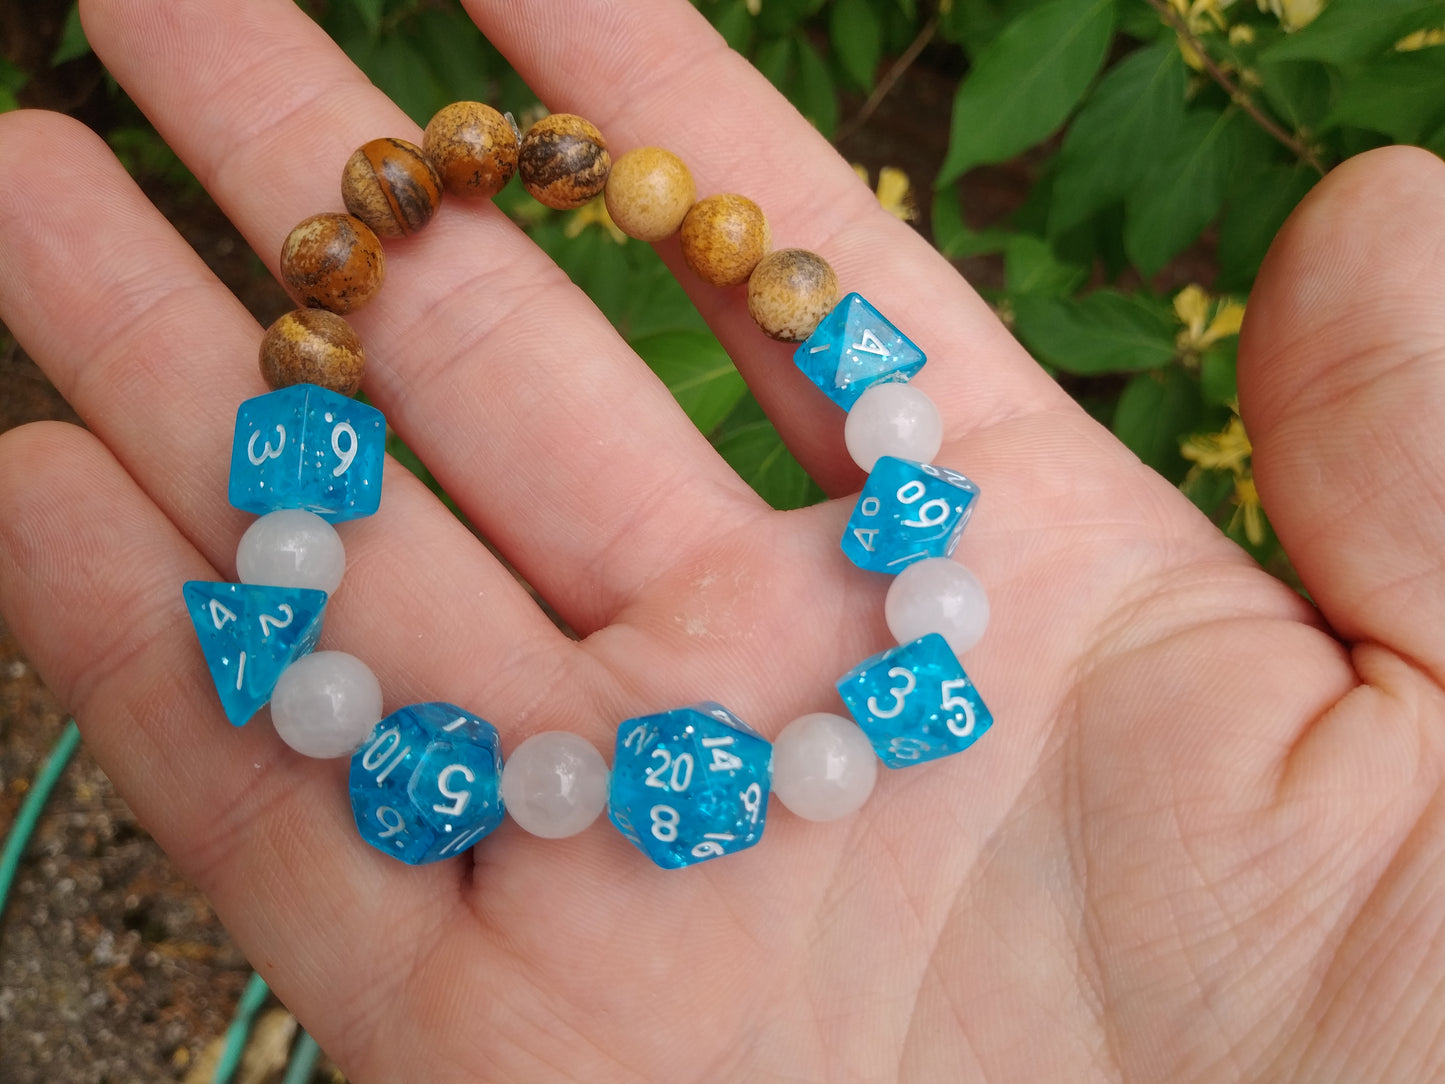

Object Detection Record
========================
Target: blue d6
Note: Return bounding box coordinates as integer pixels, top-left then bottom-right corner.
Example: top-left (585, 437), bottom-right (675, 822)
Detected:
top-left (229, 383), bottom-right (386, 522)
top-left (842, 457), bottom-right (979, 574)
top-left (183, 581), bottom-right (326, 727)
top-left (793, 292), bottom-right (926, 410)
top-left (349, 703), bottom-right (505, 865)
top-left (837, 633), bottom-right (992, 768)
top-left (609, 703), bottom-right (771, 869)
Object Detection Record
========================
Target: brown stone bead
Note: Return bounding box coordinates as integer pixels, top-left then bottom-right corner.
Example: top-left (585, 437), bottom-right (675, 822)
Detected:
top-left (279, 212), bottom-right (385, 314)
top-left (259, 308), bottom-right (366, 395)
top-left (341, 137), bottom-right (443, 238)
top-left (746, 249), bottom-right (840, 342)
top-left (679, 194), bottom-right (771, 288)
top-left (518, 114), bottom-right (611, 210)
top-left (423, 101), bottom-right (519, 200)
top-left (604, 147), bottom-right (696, 242)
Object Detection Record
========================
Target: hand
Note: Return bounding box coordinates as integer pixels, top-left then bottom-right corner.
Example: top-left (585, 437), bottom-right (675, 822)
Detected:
top-left (3, 0), bottom-right (1443, 1079)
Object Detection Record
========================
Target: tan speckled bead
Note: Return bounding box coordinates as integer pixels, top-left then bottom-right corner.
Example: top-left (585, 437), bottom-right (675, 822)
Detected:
top-left (423, 101), bottom-right (519, 200)
top-left (747, 249), bottom-right (839, 342)
top-left (680, 194), bottom-right (771, 287)
top-left (604, 147), bottom-right (696, 242)
top-left (259, 309), bottom-right (366, 395)
top-left (342, 137), bottom-right (443, 237)
top-left (279, 213), bottom-right (385, 315)
top-left (518, 114), bottom-right (611, 210)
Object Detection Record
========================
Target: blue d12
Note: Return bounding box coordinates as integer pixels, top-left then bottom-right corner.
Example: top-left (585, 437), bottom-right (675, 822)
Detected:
top-left (609, 703), bottom-right (772, 869)
top-left (348, 703), bottom-right (505, 865)
top-left (229, 383), bottom-right (386, 522)
top-left (793, 292), bottom-right (926, 410)
top-left (837, 633), bottom-right (992, 769)
top-left (183, 581), bottom-right (326, 727)
top-left (842, 457), bottom-right (979, 574)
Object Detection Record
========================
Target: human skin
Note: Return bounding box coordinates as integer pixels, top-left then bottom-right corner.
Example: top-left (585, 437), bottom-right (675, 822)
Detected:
top-left (1, 0), bottom-right (1444, 1080)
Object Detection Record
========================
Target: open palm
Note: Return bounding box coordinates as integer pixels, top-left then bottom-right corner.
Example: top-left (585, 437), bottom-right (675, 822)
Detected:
top-left (2, 0), bottom-right (1443, 1080)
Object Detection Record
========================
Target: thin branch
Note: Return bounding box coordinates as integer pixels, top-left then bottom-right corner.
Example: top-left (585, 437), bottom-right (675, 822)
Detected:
top-left (1145, 0), bottom-right (1326, 175)
top-left (835, 15), bottom-right (939, 144)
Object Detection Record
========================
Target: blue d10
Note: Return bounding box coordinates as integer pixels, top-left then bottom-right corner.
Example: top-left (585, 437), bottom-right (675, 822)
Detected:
top-left (837, 633), bottom-right (992, 769)
top-left (183, 581), bottom-right (326, 727)
top-left (349, 703), bottom-right (505, 865)
top-left (229, 383), bottom-right (386, 522)
top-left (793, 292), bottom-right (926, 410)
top-left (609, 703), bottom-right (772, 869)
top-left (842, 457), bottom-right (979, 574)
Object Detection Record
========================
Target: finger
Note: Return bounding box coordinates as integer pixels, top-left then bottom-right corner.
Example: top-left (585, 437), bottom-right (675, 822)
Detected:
top-left (1240, 146), bottom-right (1445, 682)
top-left (78, 0), bottom-right (763, 634)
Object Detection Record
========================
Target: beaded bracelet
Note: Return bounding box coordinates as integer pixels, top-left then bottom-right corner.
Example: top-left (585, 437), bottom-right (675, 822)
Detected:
top-left (182, 102), bottom-right (993, 870)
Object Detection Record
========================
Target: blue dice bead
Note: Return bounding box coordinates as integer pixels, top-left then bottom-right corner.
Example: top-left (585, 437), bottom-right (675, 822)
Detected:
top-left (837, 633), bottom-right (992, 768)
top-left (229, 383), bottom-right (386, 522)
top-left (349, 703), bottom-right (505, 865)
top-left (609, 702), bottom-right (772, 869)
top-left (183, 581), bottom-right (327, 727)
top-left (793, 292), bottom-right (926, 410)
top-left (841, 457), bottom-right (979, 574)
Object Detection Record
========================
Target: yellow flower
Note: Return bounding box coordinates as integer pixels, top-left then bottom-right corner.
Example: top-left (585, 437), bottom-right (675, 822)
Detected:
top-left (746, 0), bottom-right (761, 14)
top-left (1396, 27), bottom-right (1445, 51)
top-left (1174, 284), bottom-right (1246, 353)
top-left (1181, 413), bottom-right (1252, 474)
top-left (1230, 475), bottom-right (1265, 546)
top-left (853, 164), bottom-right (919, 222)
top-left (1257, 0), bottom-right (1324, 32)
top-left (565, 197), bottom-right (627, 244)
top-left (1229, 24), bottom-right (1256, 44)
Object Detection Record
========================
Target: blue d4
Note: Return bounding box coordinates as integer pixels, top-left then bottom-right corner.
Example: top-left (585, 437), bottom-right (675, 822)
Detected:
top-left (793, 293), bottom-right (926, 410)
top-left (229, 383), bottom-right (386, 522)
top-left (349, 703), bottom-right (505, 865)
top-left (609, 703), bottom-right (771, 869)
top-left (183, 581), bottom-right (326, 727)
top-left (842, 457), bottom-right (979, 574)
top-left (837, 633), bottom-right (992, 768)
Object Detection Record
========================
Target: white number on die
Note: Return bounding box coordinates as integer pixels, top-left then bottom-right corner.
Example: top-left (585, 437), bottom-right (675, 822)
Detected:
top-left (331, 421), bottom-right (358, 477)
top-left (432, 764), bottom-right (476, 817)
top-left (690, 832), bottom-right (735, 859)
top-left (740, 782), bottom-right (764, 824)
top-left (247, 425), bottom-right (286, 466)
top-left (375, 806), bottom-right (406, 838)
top-left (896, 480), bottom-right (951, 530)
top-left (941, 679), bottom-right (976, 737)
top-left (208, 600), bottom-right (237, 630)
top-left (702, 736), bottom-right (743, 773)
top-left (867, 666), bottom-right (917, 719)
top-left (852, 328), bottom-right (890, 357)
top-left (888, 736), bottom-right (928, 761)
top-left (257, 604), bottom-right (293, 638)
top-left (650, 804), bottom-right (680, 841)
top-left (362, 727), bottom-right (412, 785)
top-left (645, 748), bottom-right (694, 792)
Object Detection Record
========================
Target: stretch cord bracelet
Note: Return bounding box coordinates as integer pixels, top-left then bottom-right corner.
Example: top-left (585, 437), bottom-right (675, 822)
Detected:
top-left (182, 103), bottom-right (994, 870)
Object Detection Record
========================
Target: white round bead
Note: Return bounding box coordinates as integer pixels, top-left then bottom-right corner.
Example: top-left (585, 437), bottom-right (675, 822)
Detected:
top-left (844, 382), bottom-right (943, 472)
top-left (236, 509), bottom-right (346, 596)
top-left (771, 713), bottom-right (878, 822)
top-left (884, 557), bottom-right (990, 655)
top-left (500, 731), bottom-right (610, 839)
top-left (270, 651), bottom-right (382, 758)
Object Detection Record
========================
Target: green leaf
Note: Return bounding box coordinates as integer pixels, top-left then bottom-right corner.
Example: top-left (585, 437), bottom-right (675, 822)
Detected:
top-left (831, 0), bottom-right (883, 89)
top-left (1326, 50), bottom-right (1445, 144)
top-left (412, 8), bottom-right (494, 104)
top-left (792, 33), bottom-right (839, 135)
top-left (1012, 289), bottom-right (1178, 374)
top-left (1262, 0), bottom-right (1445, 64)
top-left (52, 3), bottom-right (91, 65)
top-left (1216, 162), bottom-right (1316, 291)
top-left (351, 33), bottom-right (447, 126)
top-left (936, 0), bottom-right (1116, 185)
top-left (1253, 57), bottom-right (1335, 133)
top-left (713, 396), bottom-right (824, 510)
top-left (1003, 234), bottom-right (1087, 296)
top-left (1199, 342), bottom-right (1238, 407)
top-left (632, 331), bottom-right (749, 434)
top-left (1124, 108), bottom-right (1242, 277)
top-left (1112, 368), bottom-right (1202, 481)
top-left (1047, 40), bottom-right (1189, 237)
top-left (352, 0), bottom-right (385, 36)
top-left (712, 0), bottom-right (755, 51)
top-left (930, 188), bottom-right (1013, 257)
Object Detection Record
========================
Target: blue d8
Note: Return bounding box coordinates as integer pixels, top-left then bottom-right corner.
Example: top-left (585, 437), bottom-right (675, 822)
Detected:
top-left (182, 581), bottom-right (327, 727)
top-left (609, 703), bottom-right (772, 869)
top-left (841, 457), bottom-right (979, 574)
top-left (793, 292), bottom-right (926, 410)
top-left (349, 703), bottom-right (505, 865)
top-left (837, 633), bottom-right (992, 768)
top-left (229, 383), bottom-right (386, 522)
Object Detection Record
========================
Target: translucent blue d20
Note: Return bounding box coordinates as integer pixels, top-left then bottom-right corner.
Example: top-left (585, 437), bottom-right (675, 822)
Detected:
top-left (609, 702), bottom-right (772, 869)
top-left (183, 581), bottom-right (326, 727)
top-left (229, 383), bottom-right (386, 523)
top-left (841, 457), bottom-right (979, 574)
top-left (348, 702), bottom-right (505, 865)
top-left (793, 292), bottom-right (926, 410)
top-left (837, 633), bottom-right (992, 769)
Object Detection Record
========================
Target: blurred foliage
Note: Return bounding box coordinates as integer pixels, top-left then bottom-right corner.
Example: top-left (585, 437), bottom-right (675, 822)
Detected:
top-left (8, 0), bottom-right (1445, 571)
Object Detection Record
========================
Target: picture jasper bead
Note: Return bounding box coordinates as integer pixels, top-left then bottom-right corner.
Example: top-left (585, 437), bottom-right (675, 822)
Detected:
top-left (423, 101), bottom-right (520, 200)
top-left (342, 137), bottom-right (443, 237)
top-left (259, 308), bottom-right (366, 396)
top-left (604, 147), bottom-right (696, 242)
top-left (279, 212), bottom-right (385, 314)
top-left (518, 113), bottom-right (611, 210)
top-left (747, 248), bottom-right (839, 342)
top-left (680, 194), bottom-right (771, 288)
